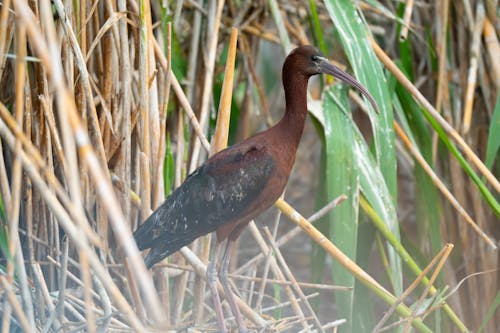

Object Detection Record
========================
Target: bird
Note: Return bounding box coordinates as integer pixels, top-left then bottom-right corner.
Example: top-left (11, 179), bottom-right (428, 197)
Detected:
top-left (133, 45), bottom-right (378, 332)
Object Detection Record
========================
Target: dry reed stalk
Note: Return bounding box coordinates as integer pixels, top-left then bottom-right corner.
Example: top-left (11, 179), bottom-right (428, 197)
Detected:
top-left (399, 0), bottom-right (415, 40)
top-left (152, 22), bottom-right (172, 208)
top-left (153, 39), bottom-right (211, 150)
top-left (189, 0), bottom-right (225, 171)
top-left (268, 0), bottom-right (291, 53)
top-left (254, 223), bottom-right (275, 310)
top-left (0, 111), bottom-right (146, 331)
top-left (32, 263), bottom-right (60, 330)
top-left (0, 102), bottom-right (101, 246)
top-left (80, 251), bottom-right (96, 333)
top-left (263, 227), bottom-right (324, 333)
top-left (50, 1), bottom-right (103, 218)
top-left (261, 200), bottom-right (284, 305)
top-left (185, 0), bottom-right (203, 103)
top-left (14, 239), bottom-right (35, 328)
top-left (6, 16), bottom-right (26, 300)
top-left (210, 27), bottom-right (238, 154)
top-left (117, 0), bottom-right (133, 223)
top-left (284, 17), bottom-right (309, 46)
top-left (245, 266), bottom-right (258, 308)
top-left (372, 243), bottom-right (453, 332)
top-left (247, 221), bottom-right (309, 331)
top-left (172, 257), bottom-right (190, 325)
top-left (235, 195), bottom-right (347, 277)
top-left (361, 196), bottom-right (468, 332)
top-left (0, 275), bottom-right (33, 333)
top-left (228, 273), bottom-right (351, 291)
top-left (239, 36), bottom-right (273, 127)
top-left (393, 121), bottom-right (495, 248)
top-left (93, 275), bottom-right (113, 332)
top-left (462, 3), bottom-right (485, 134)
top-left (402, 244), bottom-right (454, 332)
top-left (435, 0), bottom-right (451, 120)
top-left (483, 18), bottom-right (500, 90)
top-left (29, 1), bottom-right (163, 318)
top-left (178, 245), bottom-right (267, 328)
top-left (41, 240), bottom-right (69, 332)
top-left (151, 20), bottom-right (173, 326)
top-left (147, 10), bottom-right (163, 207)
top-left (370, 39), bottom-right (500, 194)
top-left (19, 136), bottom-right (32, 275)
top-left (0, 0), bottom-right (12, 82)
top-left (239, 24), bottom-right (281, 44)
top-left (138, 0), bottom-right (152, 221)
top-left (39, 95), bottom-right (67, 179)
top-left (46, 255), bottom-right (97, 298)
top-left (274, 198), bottom-right (432, 332)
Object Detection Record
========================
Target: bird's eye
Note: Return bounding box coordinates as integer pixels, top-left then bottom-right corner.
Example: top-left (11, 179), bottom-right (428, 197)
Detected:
top-left (311, 55), bottom-right (320, 62)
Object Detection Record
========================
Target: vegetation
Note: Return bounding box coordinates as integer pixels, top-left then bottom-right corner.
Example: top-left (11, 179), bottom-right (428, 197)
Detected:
top-left (0, 0), bottom-right (498, 332)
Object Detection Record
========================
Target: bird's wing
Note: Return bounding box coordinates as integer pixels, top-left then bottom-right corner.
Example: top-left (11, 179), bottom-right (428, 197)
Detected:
top-left (133, 143), bottom-right (276, 265)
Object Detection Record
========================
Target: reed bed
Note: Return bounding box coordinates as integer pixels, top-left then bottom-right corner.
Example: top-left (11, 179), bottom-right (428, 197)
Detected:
top-left (0, 0), bottom-right (498, 332)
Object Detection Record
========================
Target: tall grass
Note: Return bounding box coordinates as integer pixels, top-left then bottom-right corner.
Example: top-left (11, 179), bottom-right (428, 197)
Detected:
top-left (0, 0), bottom-right (498, 332)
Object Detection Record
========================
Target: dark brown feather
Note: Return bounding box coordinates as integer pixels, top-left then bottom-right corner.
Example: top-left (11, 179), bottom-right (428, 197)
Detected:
top-left (133, 143), bottom-right (277, 268)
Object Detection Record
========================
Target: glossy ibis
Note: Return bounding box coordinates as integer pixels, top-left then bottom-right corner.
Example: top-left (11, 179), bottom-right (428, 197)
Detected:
top-left (133, 45), bottom-right (378, 332)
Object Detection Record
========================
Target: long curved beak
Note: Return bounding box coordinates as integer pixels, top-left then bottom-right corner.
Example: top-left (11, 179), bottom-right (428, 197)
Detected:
top-left (318, 58), bottom-right (379, 114)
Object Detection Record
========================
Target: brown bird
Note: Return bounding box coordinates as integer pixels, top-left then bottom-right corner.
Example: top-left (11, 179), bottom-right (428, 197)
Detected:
top-left (133, 45), bottom-right (378, 332)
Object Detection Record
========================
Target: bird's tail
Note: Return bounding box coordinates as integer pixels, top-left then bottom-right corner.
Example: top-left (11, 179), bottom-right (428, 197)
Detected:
top-left (143, 235), bottom-right (199, 268)
top-left (132, 219), bottom-right (157, 251)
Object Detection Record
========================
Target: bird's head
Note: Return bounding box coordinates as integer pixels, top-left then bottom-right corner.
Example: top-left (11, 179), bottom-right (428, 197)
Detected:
top-left (284, 45), bottom-right (379, 113)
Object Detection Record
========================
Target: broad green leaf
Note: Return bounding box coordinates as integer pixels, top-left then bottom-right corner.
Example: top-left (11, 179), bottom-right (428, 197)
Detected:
top-left (323, 86), bottom-right (359, 331)
top-left (352, 220), bottom-right (376, 333)
top-left (310, 133), bottom-right (329, 286)
top-left (324, 0), bottom-right (401, 296)
top-left (324, 0), bottom-right (396, 196)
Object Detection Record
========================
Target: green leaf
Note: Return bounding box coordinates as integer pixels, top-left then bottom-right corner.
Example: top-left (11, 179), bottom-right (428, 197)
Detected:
top-left (163, 135), bottom-right (175, 196)
top-left (396, 3), bottom-right (415, 81)
top-left (421, 102), bottom-right (500, 217)
top-left (159, 8), bottom-right (186, 81)
top-left (308, 0), bottom-right (327, 54)
top-left (392, 66), bottom-right (443, 257)
top-left (0, 204), bottom-right (9, 261)
top-left (324, 0), bottom-right (401, 297)
top-left (485, 89), bottom-right (500, 170)
top-left (323, 86), bottom-right (359, 331)
top-left (310, 136), bottom-right (329, 285)
top-left (352, 220), bottom-right (376, 333)
top-left (478, 289), bottom-right (500, 333)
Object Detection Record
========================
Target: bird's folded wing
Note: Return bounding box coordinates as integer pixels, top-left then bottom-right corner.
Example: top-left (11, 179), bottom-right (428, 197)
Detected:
top-left (133, 144), bottom-right (275, 253)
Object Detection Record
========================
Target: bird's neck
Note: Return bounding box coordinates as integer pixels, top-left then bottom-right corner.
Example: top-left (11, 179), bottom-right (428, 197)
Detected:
top-left (277, 74), bottom-right (309, 149)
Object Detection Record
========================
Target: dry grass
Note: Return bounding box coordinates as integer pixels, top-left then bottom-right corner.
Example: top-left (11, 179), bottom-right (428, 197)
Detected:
top-left (0, 0), bottom-right (498, 332)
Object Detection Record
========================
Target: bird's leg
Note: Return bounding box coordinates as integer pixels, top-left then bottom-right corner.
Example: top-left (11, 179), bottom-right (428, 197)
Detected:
top-left (207, 239), bottom-right (227, 333)
top-left (219, 239), bottom-right (248, 333)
